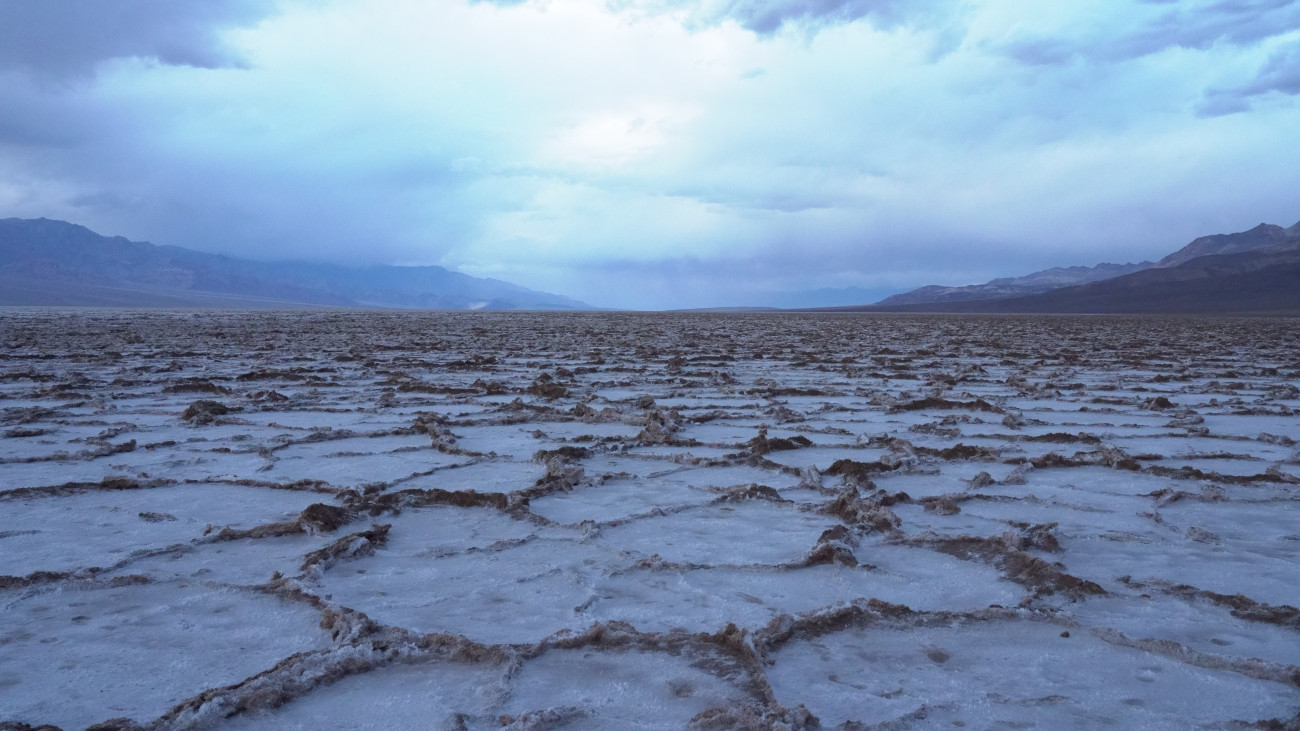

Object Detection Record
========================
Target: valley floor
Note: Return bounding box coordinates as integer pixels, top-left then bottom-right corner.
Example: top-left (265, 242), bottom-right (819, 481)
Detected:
top-left (1, 310), bottom-right (1298, 729)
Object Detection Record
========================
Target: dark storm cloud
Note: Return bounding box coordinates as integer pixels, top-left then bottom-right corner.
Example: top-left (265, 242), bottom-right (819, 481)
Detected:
top-left (0, 75), bottom-right (97, 147)
top-left (0, 0), bottom-right (273, 80)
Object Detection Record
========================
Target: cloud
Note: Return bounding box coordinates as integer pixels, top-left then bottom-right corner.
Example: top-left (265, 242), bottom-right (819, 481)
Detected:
top-left (612, 0), bottom-right (956, 35)
top-left (2, 0), bottom-right (1299, 309)
top-left (1201, 37), bottom-right (1300, 113)
top-left (0, 73), bottom-right (104, 147)
top-left (1002, 38), bottom-right (1076, 67)
top-left (1245, 38), bottom-right (1300, 94)
top-left (1001, 0), bottom-right (1300, 67)
top-left (0, 0), bottom-right (274, 80)
top-left (704, 0), bottom-right (945, 34)
top-left (1115, 0), bottom-right (1300, 58)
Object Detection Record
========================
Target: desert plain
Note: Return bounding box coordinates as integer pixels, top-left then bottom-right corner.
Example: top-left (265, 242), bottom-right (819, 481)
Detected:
top-left (1, 310), bottom-right (1299, 729)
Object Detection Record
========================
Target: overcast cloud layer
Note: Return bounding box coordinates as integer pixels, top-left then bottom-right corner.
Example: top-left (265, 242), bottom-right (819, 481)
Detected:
top-left (1, 0), bottom-right (1298, 309)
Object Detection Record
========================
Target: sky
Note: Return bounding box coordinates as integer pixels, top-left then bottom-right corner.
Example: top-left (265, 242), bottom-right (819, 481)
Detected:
top-left (1, 0), bottom-right (1299, 310)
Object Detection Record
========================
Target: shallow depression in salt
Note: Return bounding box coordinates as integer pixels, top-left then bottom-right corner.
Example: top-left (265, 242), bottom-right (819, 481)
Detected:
top-left (0, 483), bottom-right (323, 576)
top-left (766, 619), bottom-right (1300, 728)
top-left (593, 501), bottom-right (837, 566)
top-left (313, 533), bottom-right (609, 644)
top-left (0, 582), bottom-right (331, 730)
top-left (496, 648), bottom-right (754, 729)
top-left (584, 550), bottom-right (1022, 634)
top-left (221, 660), bottom-right (506, 730)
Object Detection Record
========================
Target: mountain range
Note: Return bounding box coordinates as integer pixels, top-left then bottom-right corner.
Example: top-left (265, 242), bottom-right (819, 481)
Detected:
top-left (0, 218), bottom-right (590, 310)
top-left (875, 261), bottom-right (1154, 307)
top-left (3, 216), bottom-right (1298, 313)
top-left (843, 220), bottom-right (1300, 314)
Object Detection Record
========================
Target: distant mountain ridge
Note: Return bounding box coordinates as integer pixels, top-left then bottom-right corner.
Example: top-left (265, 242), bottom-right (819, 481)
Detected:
top-left (1155, 221), bottom-right (1300, 268)
top-left (0, 218), bottom-right (592, 310)
top-left (831, 219), bottom-right (1300, 314)
top-left (877, 261), bottom-right (1152, 307)
top-left (862, 246), bottom-right (1300, 314)
top-left (867, 219), bottom-right (1300, 313)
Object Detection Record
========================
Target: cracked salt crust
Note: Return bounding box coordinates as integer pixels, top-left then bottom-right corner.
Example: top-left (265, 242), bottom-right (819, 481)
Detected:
top-left (1, 311), bottom-right (1297, 729)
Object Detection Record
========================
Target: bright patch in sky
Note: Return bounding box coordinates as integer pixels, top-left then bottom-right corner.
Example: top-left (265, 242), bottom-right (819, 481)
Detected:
top-left (1, 0), bottom-right (1298, 308)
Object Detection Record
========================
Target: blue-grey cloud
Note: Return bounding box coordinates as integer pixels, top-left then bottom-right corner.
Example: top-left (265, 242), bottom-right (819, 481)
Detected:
top-left (1237, 38), bottom-right (1300, 96)
top-left (0, 75), bottom-right (96, 147)
top-left (2, 0), bottom-right (1298, 310)
top-left (1114, 0), bottom-right (1300, 56)
top-left (1002, 38), bottom-right (1076, 67)
top-left (1199, 38), bottom-right (1300, 114)
top-left (612, 0), bottom-right (954, 35)
top-left (0, 0), bottom-right (273, 80)
top-left (1004, 0), bottom-right (1300, 67)
top-left (709, 0), bottom-right (942, 34)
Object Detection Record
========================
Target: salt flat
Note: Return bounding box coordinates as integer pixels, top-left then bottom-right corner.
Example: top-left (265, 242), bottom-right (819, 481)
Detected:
top-left (1, 310), bottom-right (1298, 729)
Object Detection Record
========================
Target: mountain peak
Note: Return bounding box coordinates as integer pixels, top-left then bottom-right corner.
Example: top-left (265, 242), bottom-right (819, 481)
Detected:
top-left (1156, 221), bottom-right (1297, 268)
